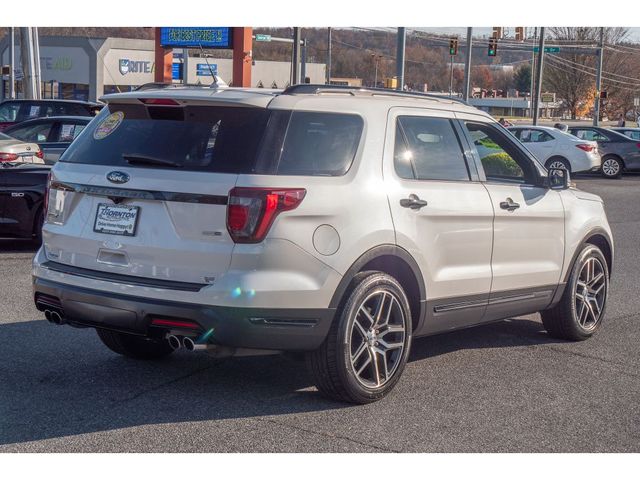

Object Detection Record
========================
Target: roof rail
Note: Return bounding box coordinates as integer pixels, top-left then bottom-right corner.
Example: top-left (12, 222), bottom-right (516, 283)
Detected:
top-left (282, 84), bottom-right (469, 105)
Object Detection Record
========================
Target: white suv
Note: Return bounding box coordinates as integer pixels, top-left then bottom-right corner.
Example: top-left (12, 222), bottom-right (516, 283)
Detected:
top-left (33, 85), bottom-right (614, 404)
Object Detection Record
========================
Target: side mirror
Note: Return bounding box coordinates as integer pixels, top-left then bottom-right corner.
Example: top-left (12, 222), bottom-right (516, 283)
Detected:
top-left (548, 168), bottom-right (570, 190)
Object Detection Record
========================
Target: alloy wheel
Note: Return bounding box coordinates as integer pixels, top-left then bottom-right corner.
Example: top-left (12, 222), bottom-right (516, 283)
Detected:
top-left (602, 158), bottom-right (620, 177)
top-left (574, 257), bottom-right (607, 331)
top-left (549, 160), bottom-right (568, 170)
top-left (349, 289), bottom-right (407, 388)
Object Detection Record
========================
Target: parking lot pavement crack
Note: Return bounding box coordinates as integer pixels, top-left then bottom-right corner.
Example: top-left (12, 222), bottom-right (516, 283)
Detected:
top-left (108, 365), bottom-right (215, 405)
top-left (254, 417), bottom-right (400, 452)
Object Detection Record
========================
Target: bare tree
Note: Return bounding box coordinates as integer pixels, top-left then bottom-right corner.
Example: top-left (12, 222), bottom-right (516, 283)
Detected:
top-left (544, 27), bottom-right (629, 119)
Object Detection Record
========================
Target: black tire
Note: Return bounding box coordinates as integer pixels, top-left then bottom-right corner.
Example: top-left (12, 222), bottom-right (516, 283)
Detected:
top-left (545, 156), bottom-right (571, 174)
top-left (96, 329), bottom-right (175, 360)
top-left (541, 245), bottom-right (609, 341)
top-left (33, 208), bottom-right (44, 245)
top-left (306, 271), bottom-right (413, 404)
top-left (600, 155), bottom-right (623, 179)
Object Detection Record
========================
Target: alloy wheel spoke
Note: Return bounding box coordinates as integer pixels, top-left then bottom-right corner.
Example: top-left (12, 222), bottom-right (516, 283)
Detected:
top-left (358, 306), bottom-right (375, 328)
top-left (373, 292), bottom-right (388, 327)
top-left (378, 338), bottom-right (404, 350)
top-left (353, 318), bottom-right (368, 338)
top-left (351, 341), bottom-right (367, 363)
top-left (356, 350), bottom-right (373, 376)
top-left (588, 272), bottom-right (604, 289)
top-left (371, 348), bottom-right (382, 386)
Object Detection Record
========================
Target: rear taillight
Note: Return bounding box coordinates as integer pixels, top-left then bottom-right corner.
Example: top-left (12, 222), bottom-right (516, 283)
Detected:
top-left (576, 144), bottom-right (594, 152)
top-left (35, 150), bottom-right (44, 159)
top-left (226, 187), bottom-right (306, 244)
top-left (0, 152), bottom-right (18, 162)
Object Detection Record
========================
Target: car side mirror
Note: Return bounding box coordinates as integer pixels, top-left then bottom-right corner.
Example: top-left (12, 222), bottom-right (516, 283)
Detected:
top-left (548, 168), bottom-right (570, 190)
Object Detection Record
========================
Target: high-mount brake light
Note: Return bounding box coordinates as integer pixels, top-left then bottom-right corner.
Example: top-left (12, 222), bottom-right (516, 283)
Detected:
top-left (139, 98), bottom-right (181, 106)
top-left (226, 187), bottom-right (306, 244)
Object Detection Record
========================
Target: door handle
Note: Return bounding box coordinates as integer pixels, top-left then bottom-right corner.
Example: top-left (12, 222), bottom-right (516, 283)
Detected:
top-left (400, 194), bottom-right (428, 210)
top-left (500, 198), bottom-right (520, 211)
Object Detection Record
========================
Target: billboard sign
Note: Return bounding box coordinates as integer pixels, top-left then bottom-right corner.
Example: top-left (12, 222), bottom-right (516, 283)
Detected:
top-left (159, 27), bottom-right (233, 49)
top-left (196, 63), bottom-right (218, 77)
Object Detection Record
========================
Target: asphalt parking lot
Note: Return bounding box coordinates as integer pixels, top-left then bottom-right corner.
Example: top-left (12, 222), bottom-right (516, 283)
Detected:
top-left (1, 174), bottom-right (639, 453)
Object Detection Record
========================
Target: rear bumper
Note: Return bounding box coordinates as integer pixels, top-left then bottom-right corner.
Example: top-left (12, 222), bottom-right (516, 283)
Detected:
top-left (33, 277), bottom-right (335, 352)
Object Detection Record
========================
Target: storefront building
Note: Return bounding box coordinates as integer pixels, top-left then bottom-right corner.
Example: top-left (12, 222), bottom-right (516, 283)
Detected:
top-left (0, 36), bottom-right (326, 101)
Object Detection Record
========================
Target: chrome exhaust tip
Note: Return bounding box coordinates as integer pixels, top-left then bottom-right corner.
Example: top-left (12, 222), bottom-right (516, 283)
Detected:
top-left (182, 336), bottom-right (195, 351)
top-left (50, 311), bottom-right (63, 325)
top-left (167, 335), bottom-right (182, 350)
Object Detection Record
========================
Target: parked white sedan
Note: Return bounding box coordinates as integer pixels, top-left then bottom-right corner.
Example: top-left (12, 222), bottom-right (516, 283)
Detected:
top-left (508, 125), bottom-right (601, 173)
top-left (0, 131), bottom-right (44, 164)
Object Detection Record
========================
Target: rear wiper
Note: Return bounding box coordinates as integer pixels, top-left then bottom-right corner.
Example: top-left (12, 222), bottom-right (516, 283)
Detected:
top-left (123, 154), bottom-right (182, 168)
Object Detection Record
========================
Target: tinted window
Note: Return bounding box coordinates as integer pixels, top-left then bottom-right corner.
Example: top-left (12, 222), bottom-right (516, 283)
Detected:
top-left (56, 123), bottom-right (87, 142)
top-left (466, 122), bottom-right (537, 184)
top-left (518, 129), bottom-right (554, 143)
top-left (624, 130), bottom-right (640, 140)
top-left (394, 116), bottom-right (469, 181)
top-left (571, 129), bottom-right (610, 142)
top-left (61, 103), bottom-right (92, 116)
top-left (6, 122), bottom-right (53, 142)
top-left (61, 104), bottom-right (271, 173)
top-left (0, 101), bottom-right (20, 122)
top-left (275, 112), bottom-right (363, 176)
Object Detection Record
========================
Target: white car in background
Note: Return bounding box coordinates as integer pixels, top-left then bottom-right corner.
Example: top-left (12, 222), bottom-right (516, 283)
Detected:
top-left (508, 125), bottom-right (600, 173)
top-left (0, 131), bottom-right (44, 165)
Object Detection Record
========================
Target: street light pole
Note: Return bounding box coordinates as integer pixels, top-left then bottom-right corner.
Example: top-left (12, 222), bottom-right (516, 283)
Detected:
top-left (594, 27), bottom-right (605, 126)
top-left (532, 27), bottom-right (545, 126)
top-left (9, 27), bottom-right (15, 99)
top-left (449, 55), bottom-right (454, 97)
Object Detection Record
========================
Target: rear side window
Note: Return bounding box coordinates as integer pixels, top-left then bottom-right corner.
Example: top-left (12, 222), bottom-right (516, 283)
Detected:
top-left (0, 101), bottom-right (20, 122)
top-left (61, 104), bottom-right (271, 173)
top-left (393, 116), bottom-right (470, 181)
top-left (271, 111), bottom-right (363, 176)
top-left (571, 129), bottom-right (609, 142)
top-left (7, 122), bottom-right (53, 142)
top-left (518, 129), bottom-right (554, 143)
top-left (57, 123), bottom-right (87, 142)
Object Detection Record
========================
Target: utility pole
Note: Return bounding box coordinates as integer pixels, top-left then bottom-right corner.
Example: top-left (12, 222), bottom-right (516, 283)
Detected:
top-left (530, 27), bottom-right (537, 117)
top-left (301, 38), bottom-right (307, 83)
top-left (32, 27), bottom-right (41, 98)
top-left (449, 55), bottom-right (454, 97)
top-left (532, 27), bottom-right (545, 125)
top-left (291, 27), bottom-right (301, 85)
top-left (19, 27), bottom-right (39, 100)
top-left (9, 27), bottom-right (15, 99)
top-left (396, 27), bottom-right (406, 90)
top-left (594, 27), bottom-right (605, 126)
top-left (326, 27), bottom-right (332, 84)
top-left (463, 27), bottom-right (472, 101)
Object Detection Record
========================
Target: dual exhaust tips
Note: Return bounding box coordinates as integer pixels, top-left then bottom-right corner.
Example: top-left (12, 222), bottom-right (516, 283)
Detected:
top-left (167, 334), bottom-right (207, 351)
top-left (44, 309), bottom-right (64, 325)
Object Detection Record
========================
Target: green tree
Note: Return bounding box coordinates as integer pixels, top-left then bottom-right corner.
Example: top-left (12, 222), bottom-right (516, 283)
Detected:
top-left (514, 64), bottom-right (531, 93)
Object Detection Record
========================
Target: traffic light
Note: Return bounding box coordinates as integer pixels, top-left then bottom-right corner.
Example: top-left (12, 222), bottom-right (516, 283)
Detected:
top-left (449, 37), bottom-right (458, 56)
top-left (488, 38), bottom-right (498, 57)
top-left (600, 91), bottom-right (608, 99)
top-left (515, 27), bottom-right (525, 42)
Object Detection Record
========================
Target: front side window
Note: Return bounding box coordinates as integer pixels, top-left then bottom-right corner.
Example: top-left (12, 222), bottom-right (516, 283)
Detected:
top-left (393, 116), bottom-right (469, 181)
top-left (466, 122), bottom-right (538, 184)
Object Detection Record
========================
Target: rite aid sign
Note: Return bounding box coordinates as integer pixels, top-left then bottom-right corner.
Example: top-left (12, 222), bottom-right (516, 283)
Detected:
top-left (119, 58), bottom-right (154, 75)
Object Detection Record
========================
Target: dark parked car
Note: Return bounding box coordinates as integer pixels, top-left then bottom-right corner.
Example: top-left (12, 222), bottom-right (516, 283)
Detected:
top-left (0, 99), bottom-right (101, 132)
top-left (568, 126), bottom-right (640, 178)
top-left (0, 162), bottom-right (49, 242)
top-left (609, 126), bottom-right (640, 141)
top-left (4, 116), bottom-right (91, 164)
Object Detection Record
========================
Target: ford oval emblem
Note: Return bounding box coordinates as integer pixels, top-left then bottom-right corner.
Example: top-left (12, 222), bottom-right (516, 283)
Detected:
top-left (107, 171), bottom-right (130, 184)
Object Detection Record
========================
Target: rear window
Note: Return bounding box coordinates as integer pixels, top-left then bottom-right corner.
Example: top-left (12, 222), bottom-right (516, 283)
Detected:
top-left (61, 104), bottom-right (363, 176)
top-left (61, 104), bottom-right (271, 173)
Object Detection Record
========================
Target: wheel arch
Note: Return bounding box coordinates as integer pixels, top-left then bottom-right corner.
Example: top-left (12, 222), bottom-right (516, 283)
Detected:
top-left (563, 228), bottom-right (614, 283)
top-left (329, 245), bottom-right (426, 333)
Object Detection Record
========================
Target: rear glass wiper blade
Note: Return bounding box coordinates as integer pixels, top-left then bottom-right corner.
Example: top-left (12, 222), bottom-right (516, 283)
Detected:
top-left (122, 154), bottom-right (183, 168)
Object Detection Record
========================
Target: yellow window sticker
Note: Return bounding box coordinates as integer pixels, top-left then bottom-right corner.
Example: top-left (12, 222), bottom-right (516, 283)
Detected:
top-left (94, 111), bottom-right (124, 140)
